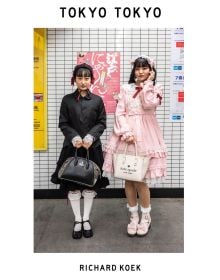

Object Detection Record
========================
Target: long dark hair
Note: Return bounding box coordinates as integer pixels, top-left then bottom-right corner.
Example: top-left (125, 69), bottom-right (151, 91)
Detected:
top-left (71, 63), bottom-right (95, 85)
top-left (128, 57), bottom-right (157, 85)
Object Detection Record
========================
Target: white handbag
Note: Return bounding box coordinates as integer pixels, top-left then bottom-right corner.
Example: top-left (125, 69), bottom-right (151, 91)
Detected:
top-left (113, 142), bottom-right (150, 182)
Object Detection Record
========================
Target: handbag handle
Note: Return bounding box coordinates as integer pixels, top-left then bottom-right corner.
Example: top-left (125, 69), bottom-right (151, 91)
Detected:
top-left (124, 141), bottom-right (138, 156)
top-left (116, 141), bottom-right (138, 156)
top-left (74, 148), bottom-right (90, 169)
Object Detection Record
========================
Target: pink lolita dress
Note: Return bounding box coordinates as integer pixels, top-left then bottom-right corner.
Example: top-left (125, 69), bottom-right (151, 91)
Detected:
top-left (103, 80), bottom-right (167, 184)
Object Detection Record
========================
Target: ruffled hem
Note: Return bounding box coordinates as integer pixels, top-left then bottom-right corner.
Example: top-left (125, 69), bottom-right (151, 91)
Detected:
top-left (145, 176), bottom-right (166, 185)
top-left (102, 171), bottom-right (113, 180)
top-left (104, 144), bottom-right (168, 158)
top-left (145, 168), bottom-right (166, 182)
top-left (103, 142), bottom-right (119, 153)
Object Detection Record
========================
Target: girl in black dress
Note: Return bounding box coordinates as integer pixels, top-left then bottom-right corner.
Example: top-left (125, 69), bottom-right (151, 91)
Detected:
top-left (51, 63), bottom-right (109, 239)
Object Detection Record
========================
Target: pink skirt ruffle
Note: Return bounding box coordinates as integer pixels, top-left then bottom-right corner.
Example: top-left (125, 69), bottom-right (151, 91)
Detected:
top-left (102, 114), bottom-right (167, 183)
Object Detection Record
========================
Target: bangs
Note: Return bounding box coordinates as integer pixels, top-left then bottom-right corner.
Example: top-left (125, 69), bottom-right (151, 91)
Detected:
top-left (134, 57), bottom-right (151, 68)
top-left (75, 68), bottom-right (92, 78)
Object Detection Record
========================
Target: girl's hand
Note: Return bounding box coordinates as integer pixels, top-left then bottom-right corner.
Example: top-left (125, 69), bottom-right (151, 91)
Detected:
top-left (82, 134), bottom-right (94, 149)
top-left (125, 136), bottom-right (135, 144)
top-left (82, 141), bottom-right (92, 149)
top-left (74, 140), bottom-right (83, 148)
top-left (72, 136), bottom-right (83, 148)
top-left (148, 70), bottom-right (155, 81)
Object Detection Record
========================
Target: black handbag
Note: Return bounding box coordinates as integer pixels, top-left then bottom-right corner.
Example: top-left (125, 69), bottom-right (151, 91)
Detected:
top-left (58, 148), bottom-right (101, 188)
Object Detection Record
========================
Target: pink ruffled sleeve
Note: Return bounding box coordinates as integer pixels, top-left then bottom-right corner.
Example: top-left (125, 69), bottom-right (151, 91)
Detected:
top-left (140, 80), bottom-right (163, 109)
top-left (113, 86), bottom-right (133, 140)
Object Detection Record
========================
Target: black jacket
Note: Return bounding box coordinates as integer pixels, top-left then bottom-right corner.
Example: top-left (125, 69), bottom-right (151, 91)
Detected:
top-left (59, 89), bottom-right (106, 148)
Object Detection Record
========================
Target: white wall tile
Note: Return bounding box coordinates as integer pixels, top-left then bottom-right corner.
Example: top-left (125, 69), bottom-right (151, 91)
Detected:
top-left (34, 28), bottom-right (184, 190)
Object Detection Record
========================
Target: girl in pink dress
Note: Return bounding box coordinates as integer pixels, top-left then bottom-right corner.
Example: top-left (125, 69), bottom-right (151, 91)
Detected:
top-left (103, 56), bottom-right (167, 237)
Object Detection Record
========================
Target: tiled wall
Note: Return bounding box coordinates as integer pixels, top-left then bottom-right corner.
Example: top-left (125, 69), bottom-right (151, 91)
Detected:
top-left (34, 28), bottom-right (184, 190)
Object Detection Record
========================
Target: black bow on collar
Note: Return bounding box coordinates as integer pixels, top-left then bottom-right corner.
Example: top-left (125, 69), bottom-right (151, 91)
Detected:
top-left (73, 89), bottom-right (92, 101)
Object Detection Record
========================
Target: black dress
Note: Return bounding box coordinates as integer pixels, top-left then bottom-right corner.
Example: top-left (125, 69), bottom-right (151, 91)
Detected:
top-left (51, 89), bottom-right (109, 191)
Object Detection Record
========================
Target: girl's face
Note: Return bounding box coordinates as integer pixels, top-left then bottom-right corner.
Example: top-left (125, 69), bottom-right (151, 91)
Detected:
top-left (135, 66), bottom-right (151, 83)
top-left (75, 75), bottom-right (91, 92)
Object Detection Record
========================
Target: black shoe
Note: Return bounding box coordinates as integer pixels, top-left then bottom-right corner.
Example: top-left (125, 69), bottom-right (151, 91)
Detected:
top-left (82, 220), bottom-right (93, 238)
top-left (72, 221), bottom-right (82, 239)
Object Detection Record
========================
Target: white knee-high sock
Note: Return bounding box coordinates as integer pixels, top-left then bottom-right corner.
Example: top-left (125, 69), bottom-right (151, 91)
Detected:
top-left (68, 190), bottom-right (82, 223)
top-left (82, 190), bottom-right (96, 230)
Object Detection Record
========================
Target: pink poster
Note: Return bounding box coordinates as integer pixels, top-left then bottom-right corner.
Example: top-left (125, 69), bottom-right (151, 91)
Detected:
top-left (77, 52), bottom-right (120, 113)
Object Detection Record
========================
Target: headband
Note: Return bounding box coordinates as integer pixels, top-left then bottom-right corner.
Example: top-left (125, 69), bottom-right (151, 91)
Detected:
top-left (130, 55), bottom-right (155, 68)
top-left (71, 63), bottom-right (94, 85)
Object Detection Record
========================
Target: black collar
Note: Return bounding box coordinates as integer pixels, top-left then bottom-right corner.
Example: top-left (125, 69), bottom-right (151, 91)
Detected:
top-left (73, 89), bottom-right (92, 101)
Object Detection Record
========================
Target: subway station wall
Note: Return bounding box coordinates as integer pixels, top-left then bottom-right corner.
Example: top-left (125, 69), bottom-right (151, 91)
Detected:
top-left (34, 28), bottom-right (184, 190)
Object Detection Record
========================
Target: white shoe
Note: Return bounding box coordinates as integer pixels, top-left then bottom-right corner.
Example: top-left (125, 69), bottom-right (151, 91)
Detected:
top-left (127, 212), bottom-right (139, 237)
top-left (137, 213), bottom-right (151, 236)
